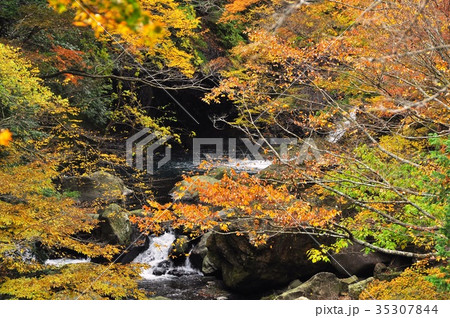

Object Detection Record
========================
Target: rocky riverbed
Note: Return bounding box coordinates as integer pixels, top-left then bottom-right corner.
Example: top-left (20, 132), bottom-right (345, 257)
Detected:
top-left (39, 158), bottom-right (409, 300)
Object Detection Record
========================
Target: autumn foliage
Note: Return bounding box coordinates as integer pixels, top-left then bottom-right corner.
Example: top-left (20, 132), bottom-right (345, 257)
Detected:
top-left (361, 266), bottom-right (450, 300)
top-left (0, 43), bottom-right (144, 299)
top-left (132, 170), bottom-right (340, 246)
top-left (0, 0), bottom-right (448, 300)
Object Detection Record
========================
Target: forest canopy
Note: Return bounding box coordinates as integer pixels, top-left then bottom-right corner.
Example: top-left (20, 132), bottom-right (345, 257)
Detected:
top-left (0, 0), bottom-right (448, 300)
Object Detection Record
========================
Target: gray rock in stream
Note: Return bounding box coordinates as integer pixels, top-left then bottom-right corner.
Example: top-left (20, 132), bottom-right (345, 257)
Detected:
top-left (99, 204), bottom-right (133, 245)
top-left (153, 260), bottom-right (172, 276)
top-left (206, 167), bottom-right (233, 180)
top-left (190, 232), bottom-right (212, 270)
top-left (204, 222), bottom-right (334, 292)
top-left (61, 171), bottom-right (133, 204)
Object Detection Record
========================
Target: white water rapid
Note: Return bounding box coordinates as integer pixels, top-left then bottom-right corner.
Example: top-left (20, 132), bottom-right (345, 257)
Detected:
top-left (133, 232), bottom-right (200, 279)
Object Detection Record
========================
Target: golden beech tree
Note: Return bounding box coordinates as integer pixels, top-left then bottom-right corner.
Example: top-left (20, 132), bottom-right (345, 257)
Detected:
top-left (124, 0), bottom-right (201, 77)
top-left (0, 43), bottom-right (145, 299)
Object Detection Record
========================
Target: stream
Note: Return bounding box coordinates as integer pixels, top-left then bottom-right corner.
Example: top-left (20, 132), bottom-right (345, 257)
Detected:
top-left (44, 131), bottom-right (347, 299)
top-left (133, 232), bottom-right (237, 300)
top-left (131, 156), bottom-right (273, 299)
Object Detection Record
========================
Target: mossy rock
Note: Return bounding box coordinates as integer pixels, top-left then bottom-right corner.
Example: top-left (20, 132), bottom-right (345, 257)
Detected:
top-left (61, 171), bottom-right (133, 203)
top-left (339, 275), bottom-right (359, 293)
top-left (99, 204), bottom-right (133, 245)
top-left (348, 277), bottom-right (374, 299)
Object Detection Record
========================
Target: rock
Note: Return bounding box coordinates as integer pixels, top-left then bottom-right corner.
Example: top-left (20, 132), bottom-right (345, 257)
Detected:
top-left (61, 171), bottom-right (133, 204)
top-left (128, 209), bottom-right (145, 217)
top-left (373, 262), bottom-right (402, 281)
top-left (169, 235), bottom-right (190, 266)
top-left (202, 254), bottom-right (219, 275)
top-left (348, 277), bottom-right (374, 299)
top-left (153, 260), bottom-right (172, 276)
top-left (260, 294), bottom-right (278, 300)
top-left (288, 279), bottom-right (303, 290)
top-left (99, 204), bottom-right (133, 245)
top-left (257, 164), bottom-right (293, 185)
top-left (276, 272), bottom-right (341, 300)
top-left (338, 275), bottom-right (359, 293)
top-left (118, 236), bottom-right (150, 264)
top-left (170, 175), bottom-right (219, 202)
top-left (166, 268), bottom-right (197, 277)
top-left (296, 297), bottom-right (309, 300)
top-left (331, 243), bottom-right (391, 276)
top-left (205, 226), bottom-right (334, 292)
top-left (189, 232), bottom-right (212, 270)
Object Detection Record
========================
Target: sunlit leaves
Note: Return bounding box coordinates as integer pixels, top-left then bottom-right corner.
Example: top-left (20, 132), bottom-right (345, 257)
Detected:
top-left (0, 263), bottom-right (146, 300)
top-left (132, 170), bottom-right (340, 244)
top-left (0, 129), bottom-right (12, 146)
top-left (0, 43), bottom-right (76, 141)
top-left (48, 0), bottom-right (200, 77)
top-left (360, 266), bottom-right (450, 300)
top-left (47, 0), bottom-right (163, 43)
top-left (0, 45), bottom-right (143, 300)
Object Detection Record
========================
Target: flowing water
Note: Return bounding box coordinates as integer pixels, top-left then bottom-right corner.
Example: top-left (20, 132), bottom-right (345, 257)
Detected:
top-left (44, 132), bottom-right (344, 299)
top-left (132, 156), bottom-right (274, 299)
top-left (132, 232), bottom-right (199, 280)
top-left (127, 126), bottom-right (348, 299)
top-left (132, 232), bottom-right (237, 299)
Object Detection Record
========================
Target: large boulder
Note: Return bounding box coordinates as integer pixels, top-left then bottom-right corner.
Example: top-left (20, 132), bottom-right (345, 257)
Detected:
top-left (189, 232), bottom-right (212, 270)
top-left (202, 254), bottom-right (219, 275)
top-left (276, 272), bottom-right (341, 300)
top-left (170, 175), bottom-right (219, 202)
top-left (204, 225), bottom-right (334, 293)
top-left (331, 243), bottom-right (391, 277)
top-left (99, 204), bottom-right (133, 245)
top-left (61, 171), bottom-right (133, 204)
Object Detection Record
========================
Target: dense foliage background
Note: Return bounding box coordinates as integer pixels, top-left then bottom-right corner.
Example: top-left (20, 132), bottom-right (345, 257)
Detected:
top-left (0, 0), bottom-right (448, 299)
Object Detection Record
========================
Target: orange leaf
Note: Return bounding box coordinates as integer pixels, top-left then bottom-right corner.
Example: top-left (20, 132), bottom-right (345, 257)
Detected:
top-left (0, 129), bottom-right (12, 146)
